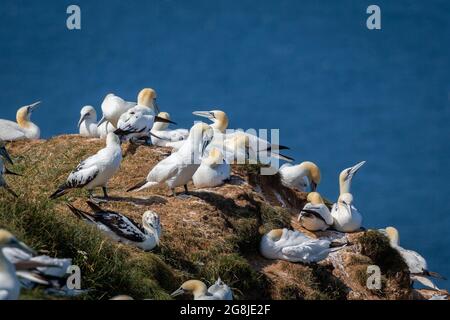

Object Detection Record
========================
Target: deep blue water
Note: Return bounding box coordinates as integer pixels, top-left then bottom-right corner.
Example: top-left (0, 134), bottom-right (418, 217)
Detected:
top-left (1, 0), bottom-right (449, 290)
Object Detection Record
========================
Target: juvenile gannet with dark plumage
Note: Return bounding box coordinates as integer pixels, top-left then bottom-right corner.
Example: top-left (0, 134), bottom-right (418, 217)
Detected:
top-left (193, 148), bottom-right (230, 188)
top-left (151, 112), bottom-right (189, 147)
top-left (0, 229), bottom-right (36, 300)
top-left (0, 101), bottom-right (41, 141)
top-left (128, 123), bottom-right (214, 196)
top-left (115, 89), bottom-right (175, 143)
top-left (192, 110), bottom-right (291, 160)
top-left (260, 228), bottom-right (340, 263)
top-left (171, 278), bottom-right (233, 300)
top-left (298, 192), bottom-right (333, 231)
top-left (381, 226), bottom-right (446, 290)
top-left (279, 161), bottom-right (321, 191)
top-left (67, 202), bottom-right (161, 252)
top-left (49, 133), bottom-right (122, 201)
top-left (97, 93), bottom-right (136, 128)
top-left (331, 161), bottom-right (365, 232)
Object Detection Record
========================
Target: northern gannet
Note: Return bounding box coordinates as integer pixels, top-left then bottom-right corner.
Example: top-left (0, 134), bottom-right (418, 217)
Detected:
top-left (151, 112), bottom-right (189, 147)
top-left (98, 93), bottom-right (136, 128)
top-left (49, 133), bottom-right (122, 201)
top-left (78, 106), bottom-right (99, 137)
top-left (382, 227), bottom-right (446, 290)
top-left (331, 161), bottom-right (365, 232)
top-left (127, 123), bottom-right (214, 196)
top-left (279, 161), bottom-right (321, 192)
top-left (298, 192), bottom-right (333, 231)
top-left (171, 278), bottom-right (233, 300)
top-left (193, 109), bottom-right (291, 159)
top-left (192, 148), bottom-right (230, 188)
top-left (0, 101), bottom-right (41, 141)
top-left (260, 228), bottom-right (340, 263)
top-left (115, 89), bottom-right (175, 143)
top-left (0, 229), bottom-right (36, 300)
top-left (67, 202), bottom-right (161, 251)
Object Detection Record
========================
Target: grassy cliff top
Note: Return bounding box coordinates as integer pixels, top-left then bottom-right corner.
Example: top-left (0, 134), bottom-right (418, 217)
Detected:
top-left (0, 135), bottom-right (433, 300)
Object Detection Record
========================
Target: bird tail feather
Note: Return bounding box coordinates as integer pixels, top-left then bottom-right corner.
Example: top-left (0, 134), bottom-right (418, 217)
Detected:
top-left (127, 180), bottom-right (158, 192)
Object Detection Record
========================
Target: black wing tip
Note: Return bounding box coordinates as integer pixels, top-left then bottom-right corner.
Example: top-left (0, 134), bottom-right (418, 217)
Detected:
top-left (49, 188), bottom-right (66, 200)
top-left (86, 200), bottom-right (103, 213)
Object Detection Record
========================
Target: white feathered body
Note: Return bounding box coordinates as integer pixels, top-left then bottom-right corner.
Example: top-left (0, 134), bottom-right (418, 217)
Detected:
top-left (116, 106), bottom-right (156, 141)
top-left (151, 129), bottom-right (189, 147)
top-left (0, 119), bottom-right (40, 141)
top-left (193, 162), bottom-right (230, 188)
top-left (0, 251), bottom-right (20, 300)
top-left (331, 202), bottom-right (362, 232)
top-left (279, 163), bottom-right (310, 191)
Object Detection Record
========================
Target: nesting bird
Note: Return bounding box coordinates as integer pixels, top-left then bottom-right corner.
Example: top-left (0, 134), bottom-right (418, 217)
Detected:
top-left (0, 229), bottom-right (36, 300)
top-left (49, 133), bottom-right (122, 201)
top-left (78, 105), bottom-right (116, 138)
top-left (260, 228), bottom-right (340, 263)
top-left (150, 112), bottom-right (189, 147)
top-left (331, 161), bottom-right (365, 232)
top-left (279, 161), bottom-right (321, 192)
top-left (298, 192), bottom-right (333, 231)
top-left (127, 122), bottom-right (214, 196)
top-left (67, 202), bottom-right (161, 252)
top-left (382, 226), bottom-right (446, 290)
top-left (98, 93), bottom-right (136, 128)
top-left (171, 278), bottom-right (233, 300)
top-left (0, 101), bottom-right (41, 141)
top-left (115, 89), bottom-right (175, 143)
top-left (192, 148), bottom-right (230, 188)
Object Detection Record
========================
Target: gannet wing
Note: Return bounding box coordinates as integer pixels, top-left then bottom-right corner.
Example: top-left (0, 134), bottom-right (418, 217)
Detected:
top-left (400, 248), bottom-right (427, 274)
top-left (91, 209), bottom-right (146, 242)
top-left (147, 156), bottom-right (180, 183)
top-left (411, 275), bottom-right (440, 290)
top-left (282, 239), bottom-right (331, 263)
top-left (0, 120), bottom-right (26, 141)
top-left (116, 111), bottom-right (151, 136)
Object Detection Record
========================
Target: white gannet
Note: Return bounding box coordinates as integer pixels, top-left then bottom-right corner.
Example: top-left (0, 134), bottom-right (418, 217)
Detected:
top-left (67, 202), bottom-right (161, 252)
top-left (171, 278), bottom-right (233, 300)
top-left (115, 89), bottom-right (175, 143)
top-left (151, 112), bottom-right (189, 147)
top-left (192, 109), bottom-right (292, 161)
top-left (331, 161), bottom-right (365, 233)
top-left (0, 158), bottom-right (20, 198)
top-left (49, 133), bottom-right (122, 201)
top-left (3, 246), bottom-right (72, 289)
top-left (0, 229), bottom-right (36, 300)
top-left (382, 226), bottom-right (446, 290)
top-left (98, 93), bottom-right (136, 128)
top-left (0, 101), bottom-right (41, 141)
top-left (279, 161), bottom-right (321, 192)
top-left (192, 148), bottom-right (230, 188)
top-left (78, 106), bottom-right (99, 137)
top-left (298, 192), bottom-right (333, 231)
top-left (260, 228), bottom-right (340, 263)
top-left (127, 123), bottom-right (214, 196)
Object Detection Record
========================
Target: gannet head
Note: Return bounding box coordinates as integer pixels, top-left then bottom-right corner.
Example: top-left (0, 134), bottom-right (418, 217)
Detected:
top-left (171, 280), bottom-right (208, 299)
top-left (78, 105), bottom-right (97, 128)
top-left (0, 140), bottom-right (13, 165)
top-left (307, 192), bottom-right (324, 205)
top-left (299, 161), bottom-right (321, 191)
top-left (106, 133), bottom-right (121, 147)
top-left (192, 110), bottom-right (229, 132)
top-left (0, 229), bottom-right (36, 254)
top-left (16, 101), bottom-right (40, 128)
top-left (267, 229), bottom-right (284, 241)
top-left (142, 211), bottom-right (161, 246)
top-left (385, 226), bottom-right (400, 246)
top-left (190, 123), bottom-right (214, 156)
top-left (152, 112), bottom-right (171, 131)
top-left (138, 88), bottom-right (159, 113)
top-left (339, 161), bottom-right (366, 194)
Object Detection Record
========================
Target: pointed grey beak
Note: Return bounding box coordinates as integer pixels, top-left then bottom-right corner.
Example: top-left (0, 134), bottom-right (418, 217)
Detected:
top-left (28, 101), bottom-right (41, 113)
top-left (97, 115), bottom-right (107, 128)
top-left (170, 287), bottom-right (185, 298)
top-left (0, 146), bottom-right (13, 165)
top-left (193, 111), bottom-right (214, 120)
top-left (78, 113), bottom-right (89, 128)
top-left (345, 161), bottom-right (366, 181)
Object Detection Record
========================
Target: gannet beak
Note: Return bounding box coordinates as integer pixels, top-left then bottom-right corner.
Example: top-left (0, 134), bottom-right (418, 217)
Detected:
top-left (311, 182), bottom-right (318, 192)
top-left (78, 113), bottom-right (89, 128)
top-left (170, 287), bottom-right (185, 297)
top-left (345, 161), bottom-right (366, 181)
top-left (193, 111), bottom-right (214, 120)
top-left (28, 101), bottom-right (41, 113)
top-left (154, 116), bottom-right (177, 125)
top-left (154, 100), bottom-right (160, 114)
top-left (97, 116), bottom-right (107, 128)
top-left (201, 134), bottom-right (214, 156)
top-left (0, 146), bottom-right (13, 165)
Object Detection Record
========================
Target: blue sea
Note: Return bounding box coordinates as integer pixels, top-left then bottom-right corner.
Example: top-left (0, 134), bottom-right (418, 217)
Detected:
top-left (0, 0), bottom-right (449, 290)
